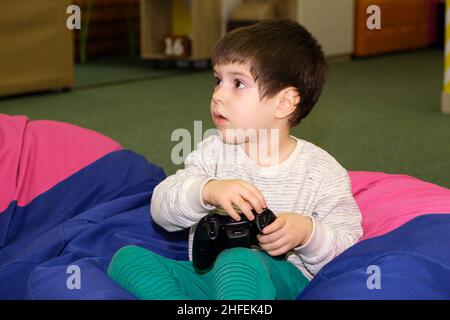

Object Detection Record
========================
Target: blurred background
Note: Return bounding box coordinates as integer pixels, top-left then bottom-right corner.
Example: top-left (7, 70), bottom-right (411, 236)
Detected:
top-left (0, 0), bottom-right (449, 188)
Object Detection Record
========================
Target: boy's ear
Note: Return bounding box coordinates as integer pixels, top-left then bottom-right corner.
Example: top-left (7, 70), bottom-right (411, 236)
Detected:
top-left (275, 87), bottom-right (301, 120)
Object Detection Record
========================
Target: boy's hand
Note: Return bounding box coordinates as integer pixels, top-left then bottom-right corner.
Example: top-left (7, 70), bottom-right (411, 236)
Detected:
top-left (202, 179), bottom-right (267, 221)
top-left (257, 213), bottom-right (313, 256)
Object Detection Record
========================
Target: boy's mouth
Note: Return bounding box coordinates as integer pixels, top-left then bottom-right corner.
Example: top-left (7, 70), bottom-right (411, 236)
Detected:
top-left (213, 112), bottom-right (228, 123)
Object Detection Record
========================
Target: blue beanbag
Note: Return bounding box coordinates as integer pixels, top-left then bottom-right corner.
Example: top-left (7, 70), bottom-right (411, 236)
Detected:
top-left (298, 214), bottom-right (450, 299)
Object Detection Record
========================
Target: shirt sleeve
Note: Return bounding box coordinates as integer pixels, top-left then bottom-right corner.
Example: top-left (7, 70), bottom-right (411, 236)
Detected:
top-left (150, 136), bottom-right (219, 231)
top-left (292, 168), bottom-right (363, 278)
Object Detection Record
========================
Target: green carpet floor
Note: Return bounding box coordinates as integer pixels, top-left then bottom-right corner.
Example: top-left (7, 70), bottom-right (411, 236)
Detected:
top-left (1, 48), bottom-right (449, 188)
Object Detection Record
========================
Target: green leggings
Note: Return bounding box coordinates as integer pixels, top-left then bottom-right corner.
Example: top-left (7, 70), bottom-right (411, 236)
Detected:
top-left (107, 245), bottom-right (309, 300)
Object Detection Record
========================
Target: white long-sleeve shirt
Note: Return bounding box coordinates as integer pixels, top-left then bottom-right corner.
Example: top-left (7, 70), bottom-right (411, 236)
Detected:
top-left (151, 134), bottom-right (363, 279)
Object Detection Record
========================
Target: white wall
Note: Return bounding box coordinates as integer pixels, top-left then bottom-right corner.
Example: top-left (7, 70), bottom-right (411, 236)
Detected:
top-left (296, 0), bottom-right (354, 56)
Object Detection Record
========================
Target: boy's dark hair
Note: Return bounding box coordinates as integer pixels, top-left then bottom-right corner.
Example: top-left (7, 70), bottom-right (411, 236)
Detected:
top-left (212, 19), bottom-right (328, 127)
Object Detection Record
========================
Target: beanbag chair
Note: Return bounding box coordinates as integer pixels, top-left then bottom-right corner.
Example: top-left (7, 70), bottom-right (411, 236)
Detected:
top-left (1, 114), bottom-right (449, 299)
top-left (298, 172), bottom-right (450, 299)
top-left (0, 114), bottom-right (187, 299)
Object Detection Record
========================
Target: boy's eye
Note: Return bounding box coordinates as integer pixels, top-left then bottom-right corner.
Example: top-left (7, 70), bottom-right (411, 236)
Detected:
top-left (234, 79), bottom-right (246, 89)
top-left (214, 77), bottom-right (222, 86)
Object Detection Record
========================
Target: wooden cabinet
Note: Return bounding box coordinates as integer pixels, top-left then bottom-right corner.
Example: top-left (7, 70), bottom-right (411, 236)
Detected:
top-left (139, 0), bottom-right (354, 61)
top-left (0, 0), bottom-right (74, 97)
top-left (140, 0), bottom-right (222, 60)
top-left (354, 0), bottom-right (430, 57)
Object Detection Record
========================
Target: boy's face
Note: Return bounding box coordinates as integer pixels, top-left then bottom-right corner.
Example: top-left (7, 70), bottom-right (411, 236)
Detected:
top-left (211, 62), bottom-right (278, 143)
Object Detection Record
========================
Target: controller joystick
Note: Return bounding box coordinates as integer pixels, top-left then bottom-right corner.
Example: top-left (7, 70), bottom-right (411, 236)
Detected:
top-left (192, 208), bottom-right (282, 271)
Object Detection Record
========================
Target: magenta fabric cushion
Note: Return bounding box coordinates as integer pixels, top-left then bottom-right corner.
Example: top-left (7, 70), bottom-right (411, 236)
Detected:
top-left (0, 114), bottom-right (122, 213)
top-left (349, 171), bottom-right (450, 240)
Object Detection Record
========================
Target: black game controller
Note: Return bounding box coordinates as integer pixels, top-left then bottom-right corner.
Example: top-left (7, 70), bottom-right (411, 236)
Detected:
top-left (192, 208), bottom-right (282, 271)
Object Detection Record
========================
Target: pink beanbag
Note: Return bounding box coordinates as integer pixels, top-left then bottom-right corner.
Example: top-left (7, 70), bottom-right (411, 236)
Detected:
top-left (349, 171), bottom-right (450, 240)
top-left (0, 114), bottom-right (122, 213)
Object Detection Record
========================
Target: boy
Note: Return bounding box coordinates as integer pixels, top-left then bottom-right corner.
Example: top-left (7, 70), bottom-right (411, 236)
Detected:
top-left (108, 19), bottom-right (362, 300)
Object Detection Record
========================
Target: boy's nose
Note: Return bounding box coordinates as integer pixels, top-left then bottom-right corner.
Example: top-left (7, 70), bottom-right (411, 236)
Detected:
top-left (212, 86), bottom-right (225, 105)
top-left (212, 95), bottom-right (222, 106)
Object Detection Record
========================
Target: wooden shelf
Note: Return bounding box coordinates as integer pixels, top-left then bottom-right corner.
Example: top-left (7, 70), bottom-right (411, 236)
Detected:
top-left (140, 0), bottom-right (222, 60)
top-left (73, 0), bottom-right (140, 60)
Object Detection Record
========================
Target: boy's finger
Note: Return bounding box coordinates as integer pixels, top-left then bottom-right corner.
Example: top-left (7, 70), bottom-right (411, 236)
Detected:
top-left (257, 229), bottom-right (284, 244)
top-left (240, 181), bottom-right (267, 210)
top-left (222, 202), bottom-right (241, 221)
top-left (262, 217), bottom-right (283, 234)
top-left (239, 188), bottom-right (264, 213)
top-left (232, 196), bottom-right (254, 221)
